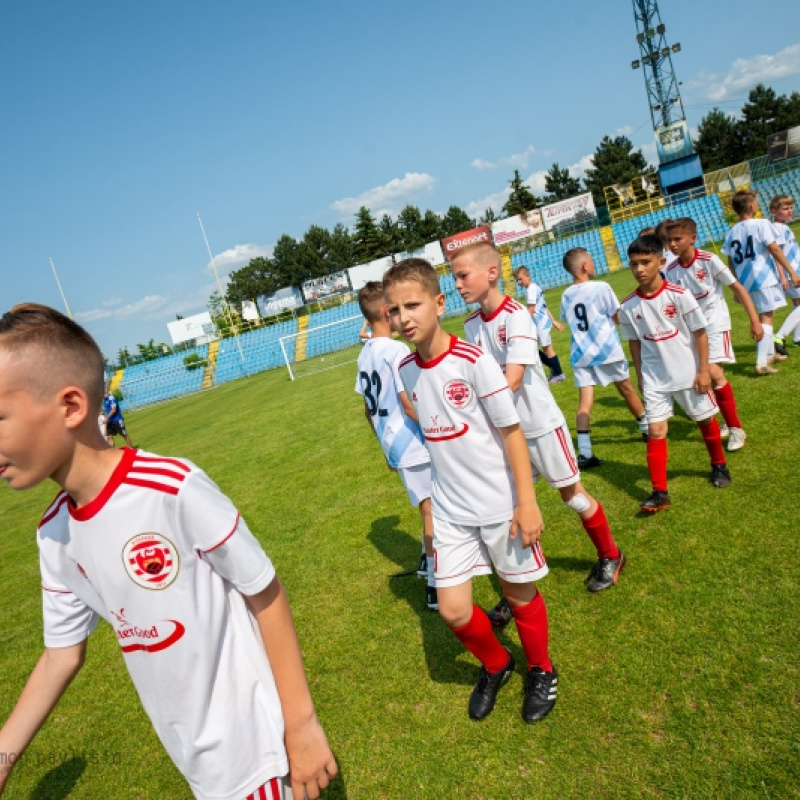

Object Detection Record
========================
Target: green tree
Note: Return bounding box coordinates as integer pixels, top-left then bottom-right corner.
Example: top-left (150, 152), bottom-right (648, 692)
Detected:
top-left (693, 108), bottom-right (741, 171)
top-left (479, 207), bottom-right (498, 225)
top-left (501, 170), bottom-right (541, 216)
top-left (270, 234), bottom-right (303, 287)
top-left (737, 84), bottom-right (800, 161)
top-left (116, 347), bottom-right (131, 369)
top-left (352, 206), bottom-right (385, 263)
top-left (583, 136), bottom-right (649, 207)
top-left (420, 209), bottom-right (442, 244)
top-left (226, 257), bottom-right (275, 306)
top-left (328, 223), bottom-right (354, 272)
top-left (543, 163), bottom-right (582, 203)
top-left (441, 205), bottom-right (475, 237)
top-left (396, 205), bottom-right (426, 252)
top-left (297, 225), bottom-right (333, 279)
top-left (378, 214), bottom-right (400, 255)
top-left (136, 339), bottom-right (159, 361)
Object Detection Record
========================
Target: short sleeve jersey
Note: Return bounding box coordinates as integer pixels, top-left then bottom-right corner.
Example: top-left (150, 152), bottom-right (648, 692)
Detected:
top-left (559, 281), bottom-right (626, 368)
top-left (464, 296), bottom-right (564, 439)
top-left (103, 394), bottom-right (123, 423)
top-left (37, 449), bottom-right (286, 800)
top-left (665, 249), bottom-right (736, 334)
top-left (773, 221), bottom-right (800, 269)
top-left (722, 218), bottom-right (778, 292)
top-left (619, 281), bottom-right (708, 392)
top-left (397, 335), bottom-right (519, 525)
top-left (526, 283), bottom-right (552, 336)
top-left (354, 337), bottom-right (430, 469)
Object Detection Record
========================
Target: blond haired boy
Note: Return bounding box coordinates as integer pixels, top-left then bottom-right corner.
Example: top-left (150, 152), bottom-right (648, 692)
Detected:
top-left (769, 194), bottom-right (800, 352)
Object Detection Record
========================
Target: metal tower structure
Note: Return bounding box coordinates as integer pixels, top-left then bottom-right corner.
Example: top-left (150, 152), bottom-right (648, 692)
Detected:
top-left (630, 0), bottom-right (685, 132)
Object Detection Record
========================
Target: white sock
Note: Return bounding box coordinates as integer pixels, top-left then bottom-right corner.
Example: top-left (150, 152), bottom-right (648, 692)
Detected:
top-left (793, 316), bottom-right (800, 343)
top-left (577, 431), bottom-right (592, 458)
top-left (757, 324), bottom-right (772, 366)
top-left (777, 305), bottom-right (800, 340)
top-left (427, 558), bottom-right (435, 588)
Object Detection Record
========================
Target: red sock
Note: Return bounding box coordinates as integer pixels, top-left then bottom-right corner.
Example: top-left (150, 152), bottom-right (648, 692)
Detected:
top-left (646, 437), bottom-right (668, 492)
top-left (581, 503), bottom-right (619, 560)
top-left (511, 592), bottom-right (553, 672)
top-left (713, 383), bottom-right (741, 429)
top-left (700, 418), bottom-right (726, 466)
top-left (451, 605), bottom-right (509, 673)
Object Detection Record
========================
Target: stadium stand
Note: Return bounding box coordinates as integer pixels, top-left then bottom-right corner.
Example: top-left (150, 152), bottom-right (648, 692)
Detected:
top-left (213, 320), bottom-right (298, 386)
top-left (118, 345), bottom-right (209, 407)
top-left (752, 169), bottom-right (800, 213)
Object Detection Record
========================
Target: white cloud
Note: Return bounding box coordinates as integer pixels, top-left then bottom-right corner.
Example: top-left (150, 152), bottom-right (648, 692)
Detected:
top-left (205, 243), bottom-right (273, 277)
top-left (616, 125), bottom-right (635, 137)
top-left (101, 296), bottom-right (123, 307)
top-left (471, 158), bottom-right (497, 170)
top-left (568, 153), bottom-right (595, 178)
top-left (465, 187), bottom-right (511, 220)
top-left (76, 295), bottom-right (168, 325)
top-left (470, 145), bottom-right (538, 171)
top-left (690, 41), bottom-right (800, 101)
top-left (331, 172), bottom-right (436, 218)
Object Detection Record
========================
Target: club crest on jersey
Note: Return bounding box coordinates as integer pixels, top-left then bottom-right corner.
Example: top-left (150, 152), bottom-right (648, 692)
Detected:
top-left (661, 303), bottom-right (678, 320)
top-left (496, 324), bottom-right (507, 347)
top-left (443, 379), bottom-right (473, 409)
top-left (695, 268), bottom-right (707, 281)
top-left (123, 533), bottom-right (180, 590)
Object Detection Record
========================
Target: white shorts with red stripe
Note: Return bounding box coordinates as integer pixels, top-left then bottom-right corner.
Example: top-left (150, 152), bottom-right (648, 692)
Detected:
top-left (643, 386), bottom-right (718, 424)
top-left (432, 517), bottom-right (549, 588)
top-left (526, 423), bottom-right (581, 489)
top-left (245, 776), bottom-right (292, 800)
top-left (708, 330), bottom-right (736, 364)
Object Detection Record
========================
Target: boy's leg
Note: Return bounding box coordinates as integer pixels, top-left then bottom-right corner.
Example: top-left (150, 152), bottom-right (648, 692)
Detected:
top-left (418, 499), bottom-right (437, 610)
top-left (614, 378), bottom-right (648, 434)
top-left (709, 363), bottom-right (745, 451)
top-left (697, 416), bottom-right (731, 487)
top-left (757, 310), bottom-right (779, 371)
top-left (776, 303), bottom-right (800, 344)
top-left (576, 385), bottom-right (599, 466)
top-left (543, 345), bottom-right (564, 381)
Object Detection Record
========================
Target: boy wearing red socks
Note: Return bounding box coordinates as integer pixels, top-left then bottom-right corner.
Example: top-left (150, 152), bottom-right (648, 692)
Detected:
top-left (383, 259), bottom-right (558, 724)
top-left (620, 236), bottom-right (731, 513)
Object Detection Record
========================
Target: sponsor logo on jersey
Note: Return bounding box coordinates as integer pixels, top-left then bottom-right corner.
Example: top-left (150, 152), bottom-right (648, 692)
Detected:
top-left (661, 303), bottom-right (678, 320)
top-left (496, 324), bottom-right (507, 347)
top-left (443, 379), bottom-right (473, 409)
top-left (123, 533), bottom-right (180, 590)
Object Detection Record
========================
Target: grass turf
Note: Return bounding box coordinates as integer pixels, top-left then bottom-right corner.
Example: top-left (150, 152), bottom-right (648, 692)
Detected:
top-left (1, 260), bottom-right (800, 799)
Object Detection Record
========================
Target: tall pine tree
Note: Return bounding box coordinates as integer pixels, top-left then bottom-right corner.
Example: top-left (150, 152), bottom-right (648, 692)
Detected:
top-left (583, 136), bottom-right (649, 207)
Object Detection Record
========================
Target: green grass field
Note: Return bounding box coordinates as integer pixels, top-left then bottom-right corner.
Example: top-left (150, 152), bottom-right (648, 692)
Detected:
top-left (2, 262), bottom-right (800, 799)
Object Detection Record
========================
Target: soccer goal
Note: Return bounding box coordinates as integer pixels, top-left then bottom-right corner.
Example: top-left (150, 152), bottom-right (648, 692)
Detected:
top-left (279, 314), bottom-right (364, 380)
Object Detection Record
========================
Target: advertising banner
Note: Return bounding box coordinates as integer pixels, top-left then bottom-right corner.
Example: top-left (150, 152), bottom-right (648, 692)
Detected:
top-left (256, 286), bottom-right (304, 317)
top-left (541, 192), bottom-right (597, 232)
top-left (395, 240), bottom-right (446, 266)
top-left (655, 120), bottom-right (694, 164)
top-left (767, 125), bottom-right (800, 163)
top-left (167, 312), bottom-right (215, 345)
top-left (301, 270), bottom-right (351, 303)
top-left (440, 225), bottom-right (492, 261)
top-left (241, 300), bottom-right (260, 321)
top-left (347, 256), bottom-right (394, 293)
top-left (490, 210), bottom-right (544, 245)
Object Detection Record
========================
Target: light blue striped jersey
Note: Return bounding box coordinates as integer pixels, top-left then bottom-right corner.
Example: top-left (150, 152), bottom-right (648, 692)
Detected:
top-left (722, 218), bottom-right (779, 292)
top-left (773, 221), bottom-right (800, 269)
top-left (355, 337), bottom-right (430, 470)
top-left (525, 282), bottom-right (551, 336)
top-left (560, 281), bottom-right (625, 368)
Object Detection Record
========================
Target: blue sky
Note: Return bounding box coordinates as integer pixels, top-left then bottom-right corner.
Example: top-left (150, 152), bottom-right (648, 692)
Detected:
top-left (1, 0), bottom-right (798, 360)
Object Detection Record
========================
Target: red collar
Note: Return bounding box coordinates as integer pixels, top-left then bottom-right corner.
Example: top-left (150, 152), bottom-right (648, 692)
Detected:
top-left (68, 447), bottom-right (137, 521)
top-left (415, 335), bottom-right (457, 369)
top-left (635, 279), bottom-right (668, 300)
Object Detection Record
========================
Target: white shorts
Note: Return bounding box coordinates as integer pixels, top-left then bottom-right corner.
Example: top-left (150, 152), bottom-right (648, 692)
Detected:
top-left (751, 284), bottom-right (787, 314)
top-left (432, 517), bottom-right (549, 588)
top-left (572, 360), bottom-right (630, 388)
top-left (397, 462), bottom-right (431, 507)
top-left (244, 776), bottom-right (292, 799)
top-left (536, 324), bottom-right (552, 348)
top-left (644, 386), bottom-right (718, 424)
top-left (708, 330), bottom-right (735, 364)
top-left (785, 283), bottom-right (800, 300)
top-left (527, 424), bottom-right (581, 488)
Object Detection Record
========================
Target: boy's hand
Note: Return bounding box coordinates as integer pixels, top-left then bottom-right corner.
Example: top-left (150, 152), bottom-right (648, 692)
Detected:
top-left (780, 274), bottom-right (789, 291)
top-left (792, 271), bottom-right (800, 289)
top-left (693, 369), bottom-right (711, 394)
top-left (510, 500), bottom-right (544, 548)
top-left (553, 320), bottom-right (565, 332)
top-left (750, 319), bottom-right (764, 341)
top-left (285, 716), bottom-right (338, 800)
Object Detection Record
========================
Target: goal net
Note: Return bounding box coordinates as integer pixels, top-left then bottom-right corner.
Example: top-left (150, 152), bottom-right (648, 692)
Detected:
top-left (279, 314), bottom-right (364, 380)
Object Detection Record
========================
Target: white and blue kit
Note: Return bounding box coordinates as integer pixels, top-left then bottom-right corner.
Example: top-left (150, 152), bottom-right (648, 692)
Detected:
top-left (526, 283), bottom-right (554, 347)
top-left (774, 222), bottom-right (800, 300)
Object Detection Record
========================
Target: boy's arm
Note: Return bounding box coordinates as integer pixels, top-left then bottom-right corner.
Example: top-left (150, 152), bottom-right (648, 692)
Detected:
top-left (246, 577), bottom-right (337, 800)
top-left (497, 423), bottom-right (543, 548)
top-left (398, 391), bottom-right (418, 423)
top-left (0, 642), bottom-right (86, 794)
top-left (692, 328), bottom-right (711, 394)
top-left (729, 283), bottom-right (764, 340)
top-left (612, 310), bottom-right (621, 325)
top-left (767, 242), bottom-right (800, 287)
top-left (504, 363), bottom-right (524, 393)
top-left (627, 339), bottom-right (643, 395)
top-left (546, 307), bottom-right (564, 332)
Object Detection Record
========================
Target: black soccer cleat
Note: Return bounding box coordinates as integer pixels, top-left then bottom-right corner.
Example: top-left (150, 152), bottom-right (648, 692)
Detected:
top-left (425, 585), bottom-right (438, 612)
top-left (774, 335), bottom-right (788, 357)
top-left (585, 552), bottom-right (626, 593)
top-left (640, 490), bottom-right (671, 513)
top-left (416, 551), bottom-right (427, 578)
top-left (522, 665), bottom-right (558, 724)
top-left (577, 454), bottom-right (604, 470)
top-left (710, 463), bottom-right (732, 488)
top-left (486, 597), bottom-right (513, 630)
top-left (468, 649), bottom-right (515, 721)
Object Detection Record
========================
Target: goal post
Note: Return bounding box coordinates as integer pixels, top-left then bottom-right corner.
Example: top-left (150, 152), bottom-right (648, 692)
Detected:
top-left (279, 314), bottom-right (364, 380)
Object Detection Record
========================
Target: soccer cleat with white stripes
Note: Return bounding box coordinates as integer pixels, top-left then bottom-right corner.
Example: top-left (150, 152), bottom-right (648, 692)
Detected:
top-left (522, 665), bottom-right (558, 723)
top-left (416, 551), bottom-right (427, 578)
top-left (726, 427), bottom-right (746, 452)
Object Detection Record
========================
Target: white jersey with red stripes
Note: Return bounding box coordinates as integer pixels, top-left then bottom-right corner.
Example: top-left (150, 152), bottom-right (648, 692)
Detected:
top-left (665, 248), bottom-right (736, 334)
top-left (397, 335), bottom-right (520, 525)
top-left (37, 448), bottom-right (287, 800)
top-left (464, 296), bottom-right (565, 439)
top-left (619, 281), bottom-right (708, 392)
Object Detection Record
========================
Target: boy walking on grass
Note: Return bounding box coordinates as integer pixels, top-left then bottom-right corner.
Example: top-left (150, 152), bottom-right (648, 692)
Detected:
top-left (384, 259), bottom-right (558, 724)
top-left (0, 304), bottom-right (337, 800)
top-left (769, 194), bottom-right (800, 353)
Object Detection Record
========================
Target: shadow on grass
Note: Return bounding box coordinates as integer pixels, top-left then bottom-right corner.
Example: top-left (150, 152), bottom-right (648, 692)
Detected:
top-left (322, 757), bottom-right (349, 800)
top-left (30, 757), bottom-right (86, 799)
top-left (368, 515), bottom-right (479, 688)
top-left (586, 457), bottom-right (708, 505)
top-left (546, 554), bottom-right (595, 574)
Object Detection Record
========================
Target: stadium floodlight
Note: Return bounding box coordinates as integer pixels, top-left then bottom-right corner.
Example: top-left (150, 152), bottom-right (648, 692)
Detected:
top-left (672, 43), bottom-right (681, 53)
top-left (636, 32), bottom-right (645, 43)
top-left (653, 104), bottom-right (662, 112)
top-left (632, 60), bottom-right (640, 69)
top-left (661, 47), bottom-right (670, 57)
top-left (656, 23), bottom-right (665, 34)
top-left (646, 27), bottom-right (654, 38)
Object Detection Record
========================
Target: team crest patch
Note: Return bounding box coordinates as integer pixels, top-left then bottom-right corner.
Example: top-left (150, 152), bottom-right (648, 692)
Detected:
top-left (661, 303), bottom-right (678, 320)
top-left (443, 379), bottom-right (473, 409)
top-left (695, 268), bottom-right (707, 281)
top-left (496, 324), bottom-right (507, 347)
top-left (123, 533), bottom-right (180, 590)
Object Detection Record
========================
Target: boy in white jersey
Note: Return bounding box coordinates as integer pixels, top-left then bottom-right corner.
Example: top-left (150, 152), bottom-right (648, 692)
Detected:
top-left (383, 259), bottom-right (558, 725)
top-left (722, 189), bottom-right (800, 374)
top-left (620, 237), bottom-right (731, 513)
top-left (355, 281), bottom-right (437, 611)
top-left (665, 217), bottom-right (763, 452)
top-left (513, 266), bottom-right (566, 383)
top-left (0, 305), bottom-right (337, 800)
top-left (560, 247), bottom-right (648, 466)
top-left (454, 242), bottom-right (627, 595)
top-left (769, 194), bottom-right (800, 353)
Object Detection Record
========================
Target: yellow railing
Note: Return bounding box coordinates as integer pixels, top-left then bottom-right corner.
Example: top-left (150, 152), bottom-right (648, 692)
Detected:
top-left (202, 340), bottom-right (219, 389)
top-left (294, 316), bottom-right (310, 362)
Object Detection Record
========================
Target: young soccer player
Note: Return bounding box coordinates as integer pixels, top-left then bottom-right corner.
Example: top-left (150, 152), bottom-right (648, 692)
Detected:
top-left (620, 237), bottom-right (731, 513)
top-left (664, 217), bottom-right (763, 451)
top-left (383, 260), bottom-right (558, 724)
top-left (0, 304), bottom-right (337, 800)
top-left (769, 194), bottom-right (800, 353)
top-left (513, 266), bottom-right (566, 383)
top-left (355, 282), bottom-right (437, 611)
top-left (454, 243), bottom-right (626, 594)
top-left (103, 388), bottom-right (133, 447)
top-left (722, 189), bottom-right (800, 374)
top-left (560, 247), bottom-right (649, 466)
